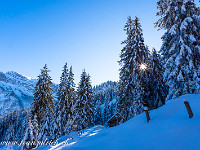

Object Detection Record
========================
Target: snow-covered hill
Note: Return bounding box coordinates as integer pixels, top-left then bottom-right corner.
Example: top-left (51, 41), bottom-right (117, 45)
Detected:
top-left (35, 94), bottom-right (200, 150)
top-left (0, 71), bottom-right (58, 115)
top-left (2, 94), bottom-right (200, 150)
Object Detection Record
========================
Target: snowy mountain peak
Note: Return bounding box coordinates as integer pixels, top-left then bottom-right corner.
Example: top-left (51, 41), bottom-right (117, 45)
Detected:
top-left (5, 71), bottom-right (32, 81)
top-left (0, 71), bottom-right (58, 115)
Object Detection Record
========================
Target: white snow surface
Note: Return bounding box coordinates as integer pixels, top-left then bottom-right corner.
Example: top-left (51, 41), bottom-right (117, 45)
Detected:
top-left (4, 94), bottom-right (200, 150)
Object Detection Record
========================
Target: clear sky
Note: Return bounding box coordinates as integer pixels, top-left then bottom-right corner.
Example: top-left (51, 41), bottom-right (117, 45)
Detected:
top-left (0, 0), bottom-right (166, 86)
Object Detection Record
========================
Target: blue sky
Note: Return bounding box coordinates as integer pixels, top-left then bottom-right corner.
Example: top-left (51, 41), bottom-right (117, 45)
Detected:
top-left (0, 0), bottom-right (167, 85)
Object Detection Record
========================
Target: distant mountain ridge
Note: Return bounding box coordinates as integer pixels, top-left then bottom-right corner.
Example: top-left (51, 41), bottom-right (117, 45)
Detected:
top-left (0, 71), bottom-right (58, 115)
top-left (0, 71), bottom-right (118, 116)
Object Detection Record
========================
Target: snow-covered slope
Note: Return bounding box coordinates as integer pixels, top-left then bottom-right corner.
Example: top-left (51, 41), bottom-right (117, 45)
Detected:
top-left (37, 94), bottom-right (200, 150)
top-left (0, 71), bottom-right (58, 115)
top-left (3, 94), bottom-right (200, 150)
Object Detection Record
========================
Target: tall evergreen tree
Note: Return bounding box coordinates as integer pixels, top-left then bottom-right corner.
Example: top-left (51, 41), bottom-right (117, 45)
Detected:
top-left (65, 66), bottom-right (76, 134)
top-left (149, 48), bottom-right (168, 108)
top-left (55, 63), bottom-right (69, 136)
top-left (118, 16), bottom-right (150, 122)
top-left (72, 70), bottom-right (94, 134)
top-left (155, 0), bottom-right (200, 99)
top-left (54, 64), bottom-right (76, 137)
top-left (30, 64), bottom-right (54, 142)
top-left (31, 64), bottom-right (54, 124)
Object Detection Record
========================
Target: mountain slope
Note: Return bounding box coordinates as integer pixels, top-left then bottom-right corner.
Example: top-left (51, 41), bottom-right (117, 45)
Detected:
top-left (0, 71), bottom-right (58, 115)
top-left (35, 94), bottom-right (200, 150)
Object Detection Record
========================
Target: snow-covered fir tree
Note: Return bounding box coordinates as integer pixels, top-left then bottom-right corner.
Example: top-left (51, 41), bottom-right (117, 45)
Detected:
top-left (38, 110), bottom-right (52, 141)
top-left (31, 64), bottom-right (54, 124)
top-left (4, 111), bottom-right (21, 142)
top-left (72, 70), bottom-right (94, 134)
top-left (155, 0), bottom-right (200, 100)
top-left (93, 81), bottom-right (118, 125)
top-left (22, 118), bottom-right (35, 150)
top-left (30, 64), bottom-right (54, 141)
top-left (138, 45), bottom-right (151, 109)
top-left (53, 64), bottom-right (76, 138)
top-left (5, 123), bottom-right (15, 142)
top-left (65, 66), bottom-right (76, 134)
top-left (94, 100), bottom-right (103, 125)
top-left (93, 81), bottom-right (118, 105)
top-left (149, 48), bottom-right (168, 108)
top-left (103, 98), bottom-right (111, 124)
top-left (54, 63), bottom-right (69, 137)
top-left (0, 109), bottom-right (29, 143)
top-left (51, 108), bottom-right (60, 140)
top-left (32, 114), bottom-right (39, 146)
top-left (18, 109), bottom-right (29, 142)
top-left (110, 102), bottom-right (116, 117)
top-left (118, 16), bottom-right (150, 122)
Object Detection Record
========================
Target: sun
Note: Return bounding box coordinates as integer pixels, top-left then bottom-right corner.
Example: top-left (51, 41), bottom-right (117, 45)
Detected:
top-left (140, 64), bottom-right (147, 70)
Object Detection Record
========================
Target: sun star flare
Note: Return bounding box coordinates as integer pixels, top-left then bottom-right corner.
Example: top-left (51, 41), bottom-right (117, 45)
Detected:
top-left (140, 63), bottom-right (147, 70)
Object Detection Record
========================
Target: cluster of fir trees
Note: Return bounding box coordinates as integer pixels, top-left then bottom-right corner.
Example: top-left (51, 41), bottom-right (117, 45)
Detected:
top-left (117, 16), bottom-right (168, 122)
top-left (0, 67), bottom-right (118, 149)
top-left (118, 0), bottom-right (200, 123)
top-left (15, 64), bottom-right (95, 149)
top-left (93, 81), bottom-right (118, 104)
top-left (93, 81), bottom-right (118, 125)
top-left (0, 109), bottom-right (29, 143)
top-left (155, 0), bottom-right (200, 100)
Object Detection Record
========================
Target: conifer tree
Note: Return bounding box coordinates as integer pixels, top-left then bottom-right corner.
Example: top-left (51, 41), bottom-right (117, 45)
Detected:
top-left (149, 48), bottom-right (168, 108)
top-left (51, 106), bottom-right (60, 140)
top-left (38, 109), bottom-right (52, 141)
top-left (68, 66), bottom-right (76, 107)
top-left (31, 64), bottom-right (54, 124)
top-left (65, 66), bottom-right (76, 134)
top-left (155, 0), bottom-right (200, 99)
top-left (54, 64), bottom-right (76, 136)
top-left (103, 98), bottom-right (111, 124)
top-left (72, 70), bottom-right (94, 134)
top-left (19, 109), bottom-right (29, 143)
top-left (22, 118), bottom-right (35, 150)
top-left (55, 63), bottom-right (69, 136)
top-left (110, 102), bottom-right (116, 117)
top-left (94, 100), bottom-right (103, 125)
top-left (32, 114), bottom-right (39, 147)
top-left (30, 64), bottom-right (54, 142)
top-left (6, 124), bottom-right (15, 142)
top-left (118, 16), bottom-right (150, 122)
